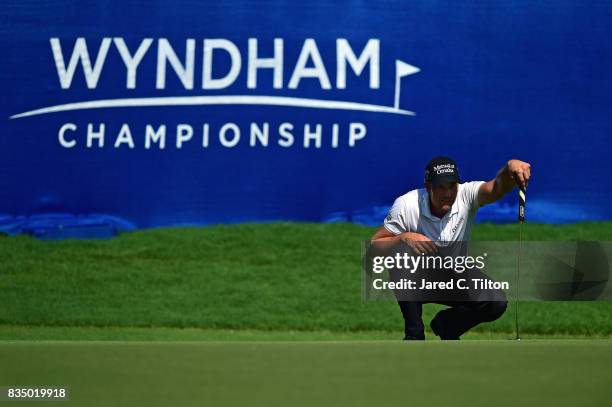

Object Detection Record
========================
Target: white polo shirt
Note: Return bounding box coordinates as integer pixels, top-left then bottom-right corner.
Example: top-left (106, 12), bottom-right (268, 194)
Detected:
top-left (383, 181), bottom-right (485, 243)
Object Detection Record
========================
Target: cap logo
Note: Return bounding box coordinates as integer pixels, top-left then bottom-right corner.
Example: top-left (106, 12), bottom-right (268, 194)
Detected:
top-left (433, 163), bottom-right (455, 174)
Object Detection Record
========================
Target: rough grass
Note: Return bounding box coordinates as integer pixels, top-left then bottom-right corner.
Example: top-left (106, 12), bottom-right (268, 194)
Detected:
top-left (1, 222), bottom-right (611, 337)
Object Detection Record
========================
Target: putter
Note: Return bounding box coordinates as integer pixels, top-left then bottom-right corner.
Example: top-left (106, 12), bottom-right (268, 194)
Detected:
top-left (515, 185), bottom-right (526, 340)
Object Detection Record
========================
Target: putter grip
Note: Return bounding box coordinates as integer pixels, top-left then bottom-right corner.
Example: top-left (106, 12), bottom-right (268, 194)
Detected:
top-left (518, 186), bottom-right (526, 222)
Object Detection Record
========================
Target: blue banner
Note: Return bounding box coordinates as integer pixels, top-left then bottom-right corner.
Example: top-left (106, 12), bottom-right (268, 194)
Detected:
top-left (1, 1), bottom-right (611, 236)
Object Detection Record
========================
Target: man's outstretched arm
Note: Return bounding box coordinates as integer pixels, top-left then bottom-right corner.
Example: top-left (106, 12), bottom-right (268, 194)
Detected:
top-left (371, 227), bottom-right (438, 254)
top-left (478, 159), bottom-right (531, 207)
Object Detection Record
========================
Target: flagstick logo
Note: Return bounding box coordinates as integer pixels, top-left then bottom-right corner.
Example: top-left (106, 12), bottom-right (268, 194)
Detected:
top-left (10, 38), bottom-right (420, 151)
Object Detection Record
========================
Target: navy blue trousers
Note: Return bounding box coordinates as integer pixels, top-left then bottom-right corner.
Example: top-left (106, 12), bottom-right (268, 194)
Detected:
top-left (398, 298), bottom-right (507, 339)
top-left (396, 268), bottom-right (508, 339)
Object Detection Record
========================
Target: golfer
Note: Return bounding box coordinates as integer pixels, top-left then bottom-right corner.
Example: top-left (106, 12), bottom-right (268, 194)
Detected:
top-left (372, 156), bottom-right (531, 340)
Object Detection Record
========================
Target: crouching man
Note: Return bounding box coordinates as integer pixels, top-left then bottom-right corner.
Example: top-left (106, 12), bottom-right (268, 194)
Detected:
top-left (371, 156), bottom-right (531, 340)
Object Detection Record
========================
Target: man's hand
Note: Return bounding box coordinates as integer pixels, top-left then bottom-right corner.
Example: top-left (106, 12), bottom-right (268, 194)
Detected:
top-left (371, 228), bottom-right (438, 254)
top-left (478, 159), bottom-right (532, 206)
top-left (399, 232), bottom-right (438, 255)
top-left (507, 159), bottom-right (531, 188)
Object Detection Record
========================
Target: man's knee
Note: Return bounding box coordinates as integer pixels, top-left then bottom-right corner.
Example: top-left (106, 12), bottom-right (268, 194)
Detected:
top-left (480, 300), bottom-right (507, 322)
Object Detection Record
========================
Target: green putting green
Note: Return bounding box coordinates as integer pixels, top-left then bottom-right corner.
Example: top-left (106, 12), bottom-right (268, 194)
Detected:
top-left (1, 340), bottom-right (611, 407)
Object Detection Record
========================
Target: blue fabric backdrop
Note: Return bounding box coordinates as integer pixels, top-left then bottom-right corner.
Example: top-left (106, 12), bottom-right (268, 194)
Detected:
top-left (1, 1), bottom-right (611, 237)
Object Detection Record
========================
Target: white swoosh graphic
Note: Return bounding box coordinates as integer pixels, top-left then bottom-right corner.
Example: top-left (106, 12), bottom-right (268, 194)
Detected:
top-left (9, 95), bottom-right (415, 119)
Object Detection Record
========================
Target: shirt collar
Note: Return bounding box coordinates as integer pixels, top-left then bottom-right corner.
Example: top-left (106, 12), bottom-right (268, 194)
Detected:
top-left (420, 188), bottom-right (459, 221)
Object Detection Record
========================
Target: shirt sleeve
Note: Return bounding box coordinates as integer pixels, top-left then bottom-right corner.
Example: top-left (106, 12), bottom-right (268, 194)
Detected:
top-left (460, 181), bottom-right (485, 211)
top-left (383, 197), bottom-right (408, 235)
